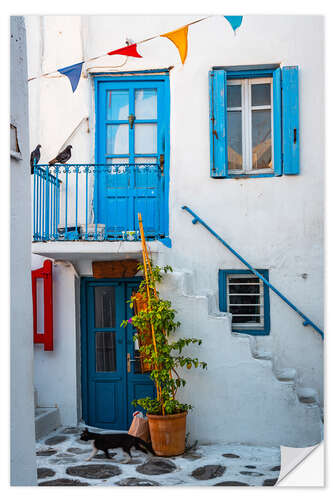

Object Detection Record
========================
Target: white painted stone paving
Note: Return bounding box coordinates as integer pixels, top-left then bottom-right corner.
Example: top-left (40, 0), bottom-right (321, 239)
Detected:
top-left (36, 426), bottom-right (281, 486)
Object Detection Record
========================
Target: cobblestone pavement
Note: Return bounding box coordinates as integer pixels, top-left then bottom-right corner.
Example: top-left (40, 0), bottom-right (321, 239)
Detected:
top-left (36, 426), bottom-right (281, 486)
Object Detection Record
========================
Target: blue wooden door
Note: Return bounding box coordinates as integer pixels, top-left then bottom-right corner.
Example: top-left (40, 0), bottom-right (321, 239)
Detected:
top-left (95, 77), bottom-right (169, 239)
top-left (82, 279), bottom-right (155, 430)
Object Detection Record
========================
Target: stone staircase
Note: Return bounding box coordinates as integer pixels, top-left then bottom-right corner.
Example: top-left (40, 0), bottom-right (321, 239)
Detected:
top-left (157, 270), bottom-right (323, 448)
top-left (34, 388), bottom-right (61, 440)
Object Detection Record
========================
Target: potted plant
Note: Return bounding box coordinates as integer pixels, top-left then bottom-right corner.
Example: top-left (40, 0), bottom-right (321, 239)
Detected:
top-left (122, 262), bottom-right (207, 457)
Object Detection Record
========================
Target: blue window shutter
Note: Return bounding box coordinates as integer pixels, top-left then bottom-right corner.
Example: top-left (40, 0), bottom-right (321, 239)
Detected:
top-left (282, 66), bottom-right (300, 174)
top-left (210, 70), bottom-right (228, 177)
top-left (273, 68), bottom-right (282, 176)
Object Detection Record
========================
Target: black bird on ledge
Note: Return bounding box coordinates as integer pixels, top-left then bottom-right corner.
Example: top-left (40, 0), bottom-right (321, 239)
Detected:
top-left (30, 144), bottom-right (41, 174)
top-left (48, 145), bottom-right (72, 165)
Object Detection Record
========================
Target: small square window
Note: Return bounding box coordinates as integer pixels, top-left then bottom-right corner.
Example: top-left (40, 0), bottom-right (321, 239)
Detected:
top-left (219, 269), bottom-right (270, 335)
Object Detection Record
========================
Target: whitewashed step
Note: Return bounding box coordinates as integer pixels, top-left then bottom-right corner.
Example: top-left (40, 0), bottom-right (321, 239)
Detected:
top-left (274, 368), bottom-right (297, 382)
top-left (297, 387), bottom-right (318, 405)
top-left (157, 269), bottom-right (322, 447)
top-left (35, 407), bottom-right (61, 440)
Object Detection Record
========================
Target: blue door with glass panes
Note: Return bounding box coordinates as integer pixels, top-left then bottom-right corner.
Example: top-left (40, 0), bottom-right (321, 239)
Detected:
top-left (81, 278), bottom-right (155, 430)
top-left (95, 76), bottom-right (169, 240)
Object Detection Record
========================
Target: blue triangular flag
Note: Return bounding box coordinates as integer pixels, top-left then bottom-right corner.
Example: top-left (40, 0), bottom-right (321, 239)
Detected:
top-left (58, 62), bottom-right (83, 93)
top-left (224, 16), bottom-right (243, 32)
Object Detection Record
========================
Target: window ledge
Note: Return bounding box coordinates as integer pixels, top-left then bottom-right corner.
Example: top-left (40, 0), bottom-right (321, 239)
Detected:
top-left (227, 173), bottom-right (276, 179)
top-left (232, 328), bottom-right (269, 336)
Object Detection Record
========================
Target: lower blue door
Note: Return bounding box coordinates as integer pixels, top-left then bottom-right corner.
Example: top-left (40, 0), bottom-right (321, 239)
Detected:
top-left (82, 279), bottom-right (155, 430)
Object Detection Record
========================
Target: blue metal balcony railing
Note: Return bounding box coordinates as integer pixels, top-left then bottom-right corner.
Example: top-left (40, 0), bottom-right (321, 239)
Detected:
top-left (32, 163), bottom-right (162, 242)
top-left (182, 205), bottom-right (324, 339)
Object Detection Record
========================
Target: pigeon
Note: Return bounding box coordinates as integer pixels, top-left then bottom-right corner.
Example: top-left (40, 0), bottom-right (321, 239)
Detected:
top-left (30, 144), bottom-right (41, 174)
top-left (48, 145), bottom-right (72, 165)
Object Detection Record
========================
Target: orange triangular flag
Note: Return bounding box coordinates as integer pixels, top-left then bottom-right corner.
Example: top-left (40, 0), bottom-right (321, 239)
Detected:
top-left (161, 25), bottom-right (188, 64)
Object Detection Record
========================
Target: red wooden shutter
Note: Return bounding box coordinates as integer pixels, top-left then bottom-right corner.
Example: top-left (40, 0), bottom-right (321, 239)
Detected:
top-left (31, 259), bottom-right (54, 351)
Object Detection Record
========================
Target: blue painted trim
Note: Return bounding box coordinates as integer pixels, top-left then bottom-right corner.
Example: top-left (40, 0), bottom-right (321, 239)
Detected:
top-left (160, 236), bottom-right (172, 248)
top-left (219, 269), bottom-right (270, 336)
top-left (282, 66), bottom-right (300, 175)
top-left (209, 71), bottom-right (215, 177)
top-left (273, 68), bottom-right (282, 176)
top-left (80, 278), bottom-right (88, 423)
top-left (91, 68), bottom-right (171, 76)
top-left (182, 205), bottom-right (324, 339)
top-left (213, 64), bottom-right (280, 72)
top-left (226, 70), bottom-right (275, 79)
top-left (163, 74), bottom-right (171, 240)
top-left (94, 74), bottom-right (170, 84)
top-left (210, 69), bottom-right (228, 177)
top-left (227, 173), bottom-right (275, 179)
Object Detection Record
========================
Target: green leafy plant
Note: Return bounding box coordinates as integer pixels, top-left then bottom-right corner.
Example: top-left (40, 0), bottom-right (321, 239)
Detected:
top-left (121, 262), bottom-right (207, 415)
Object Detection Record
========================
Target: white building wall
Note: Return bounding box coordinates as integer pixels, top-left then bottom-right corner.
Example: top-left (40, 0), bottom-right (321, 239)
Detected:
top-left (32, 256), bottom-right (81, 425)
top-left (26, 15), bottom-right (324, 439)
top-left (10, 16), bottom-right (37, 486)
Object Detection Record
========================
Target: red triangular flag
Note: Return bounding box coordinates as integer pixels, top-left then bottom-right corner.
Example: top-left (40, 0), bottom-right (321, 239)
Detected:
top-left (108, 44), bottom-right (142, 58)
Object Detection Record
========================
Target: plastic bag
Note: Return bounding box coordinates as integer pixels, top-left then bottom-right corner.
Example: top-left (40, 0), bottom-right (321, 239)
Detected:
top-left (128, 411), bottom-right (150, 442)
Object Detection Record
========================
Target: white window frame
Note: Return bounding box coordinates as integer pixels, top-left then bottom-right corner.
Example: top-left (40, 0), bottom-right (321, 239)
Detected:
top-left (227, 77), bottom-right (274, 174)
top-left (226, 273), bottom-right (265, 329)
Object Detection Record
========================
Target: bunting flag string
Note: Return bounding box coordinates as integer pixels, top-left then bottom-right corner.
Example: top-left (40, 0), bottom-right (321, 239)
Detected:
top-left (28, 15), bottom-right (243, 91)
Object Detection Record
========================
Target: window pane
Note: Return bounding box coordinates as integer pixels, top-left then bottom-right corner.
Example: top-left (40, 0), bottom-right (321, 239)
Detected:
top-left (107, 90), bottom-right (129, 121)
top-left (229, 277), bottom-right (260, 284)
top-left (135, 157), bottom-right (157, 164)
top-left (232, 315), bottom-right (261, 324)
top-left (109, 158), bottom-right (129, 164)
top-left (251, 83), bottom-right (271, 106)
top-left (227, 275), bottom-right (264, 327)
top-left (135, 89), bottom-right (157, 119)
top-left (252, 110), bottom-right (272, 170)
top-left (229, 283), bottom-right (260, 294)
top-left (227, 85), bottom-right (241, 108)
top-left (135, 123), bottom-right (157, 154)
top-left (94, 287), bottom-right (116, 328)
top-left (227, 111), bottom-right (242, 170)
top-left (96, 332), bottom-right (116, 372)
top-left (106, 124), bottom-right (129, 154)
top-left (229, 294), bottom-right (260, 305)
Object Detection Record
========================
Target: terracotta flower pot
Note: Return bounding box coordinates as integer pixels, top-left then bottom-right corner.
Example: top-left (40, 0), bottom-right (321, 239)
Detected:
top-left (147, 412), bottom-right (187, 457)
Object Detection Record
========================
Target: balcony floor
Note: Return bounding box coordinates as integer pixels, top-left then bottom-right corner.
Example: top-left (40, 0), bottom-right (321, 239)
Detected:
top-left (32, 240), bottom-right (163, 267)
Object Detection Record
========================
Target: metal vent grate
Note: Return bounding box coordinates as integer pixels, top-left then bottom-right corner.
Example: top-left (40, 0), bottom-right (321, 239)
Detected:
top-left (227, 274), bottom-right (264, 328)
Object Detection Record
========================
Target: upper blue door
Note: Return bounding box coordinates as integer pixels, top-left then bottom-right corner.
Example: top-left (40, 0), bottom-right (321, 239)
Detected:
top-left (95, 75), bottom-right (170, 239)
top-left (82, 279), bottom-right (155, 430)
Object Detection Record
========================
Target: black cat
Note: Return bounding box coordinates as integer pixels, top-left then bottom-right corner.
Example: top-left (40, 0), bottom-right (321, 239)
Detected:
top-left (79, 428), bottom-right (155, 463)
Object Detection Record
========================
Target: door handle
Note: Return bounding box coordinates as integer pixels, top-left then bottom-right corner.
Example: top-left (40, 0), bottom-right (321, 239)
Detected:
top-left (127, 353), bottom-right (136, 372)
top-left (128, 114), bottom-right (135, 129)
top-left (159, 154), bottom-right (165, 176)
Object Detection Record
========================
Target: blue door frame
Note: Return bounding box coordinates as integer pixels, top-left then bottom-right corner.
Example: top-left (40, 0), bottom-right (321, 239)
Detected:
top-left (94, 73), bottom-right (170, 243)
top-left (81, 277), bottom-right (155, 430)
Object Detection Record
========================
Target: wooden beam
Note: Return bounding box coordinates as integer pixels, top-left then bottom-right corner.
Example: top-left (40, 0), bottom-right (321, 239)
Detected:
top-left (92, 259), bottom-right (140, 278)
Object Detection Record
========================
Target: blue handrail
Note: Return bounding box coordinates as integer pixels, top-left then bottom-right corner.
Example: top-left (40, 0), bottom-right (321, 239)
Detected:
top-left (182, 205), bottom-right (324, 339)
